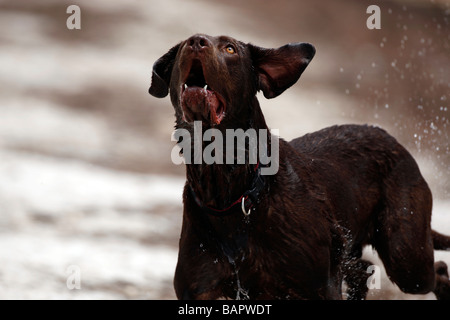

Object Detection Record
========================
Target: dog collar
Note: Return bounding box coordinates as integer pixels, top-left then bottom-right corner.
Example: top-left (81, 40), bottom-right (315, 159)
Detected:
top-left (189, 163), bottom-right (267, 217)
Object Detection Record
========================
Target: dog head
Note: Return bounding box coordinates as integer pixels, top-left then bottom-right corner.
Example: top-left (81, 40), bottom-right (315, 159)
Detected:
top-left (149, 34), bottom-right (315, 128)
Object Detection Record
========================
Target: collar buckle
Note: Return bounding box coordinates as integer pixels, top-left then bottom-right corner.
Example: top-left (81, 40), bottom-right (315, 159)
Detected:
top-left (241, 197), bottom-right (251, 216)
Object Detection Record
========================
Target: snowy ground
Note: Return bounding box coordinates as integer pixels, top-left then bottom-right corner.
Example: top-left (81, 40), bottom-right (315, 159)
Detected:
top-left (0, 150), bottom-right (183, 299)
top-left (0, 0), bottom-right (448, 299)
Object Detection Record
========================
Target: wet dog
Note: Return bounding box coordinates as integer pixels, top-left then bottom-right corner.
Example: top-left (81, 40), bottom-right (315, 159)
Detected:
top-left (149, 34), bottom-right (450, 299)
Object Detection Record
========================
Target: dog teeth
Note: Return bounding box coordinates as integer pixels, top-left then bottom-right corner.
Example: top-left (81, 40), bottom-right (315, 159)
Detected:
top-left (182, 83), bottom-right (209, 90)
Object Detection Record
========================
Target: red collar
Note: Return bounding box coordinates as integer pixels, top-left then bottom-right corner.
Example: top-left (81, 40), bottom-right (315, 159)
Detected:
top-left (189, 163), bottom-right (267, 217)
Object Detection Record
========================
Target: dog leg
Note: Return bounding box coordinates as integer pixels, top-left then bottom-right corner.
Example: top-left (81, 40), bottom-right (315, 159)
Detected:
top-left (344, 258), bottom-right (372, 300)
top-left (374, 184), bottom-right (436, 294)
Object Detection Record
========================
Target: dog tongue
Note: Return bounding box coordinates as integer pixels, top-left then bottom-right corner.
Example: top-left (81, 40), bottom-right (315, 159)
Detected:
top-left (181, 87), bottom-right (222, 124)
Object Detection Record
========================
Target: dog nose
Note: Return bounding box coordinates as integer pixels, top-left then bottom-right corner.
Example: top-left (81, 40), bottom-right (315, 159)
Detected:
top-left (186, 35), bottom-right (212, 52)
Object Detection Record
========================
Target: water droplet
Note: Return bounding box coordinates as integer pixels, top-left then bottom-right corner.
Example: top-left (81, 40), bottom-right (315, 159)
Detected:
top-left (430, 122), bottom-right (437, 130)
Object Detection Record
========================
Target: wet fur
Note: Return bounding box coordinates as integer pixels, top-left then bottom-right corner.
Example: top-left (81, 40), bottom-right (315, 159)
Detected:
top-left (149, 34), bottom-right (450, 300)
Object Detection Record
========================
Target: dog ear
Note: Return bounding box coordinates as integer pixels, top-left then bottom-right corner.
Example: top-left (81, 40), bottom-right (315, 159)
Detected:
top-left (149, 43), bottom-right (181, 98)
top-left (249, 42), bottom-right (315, 99)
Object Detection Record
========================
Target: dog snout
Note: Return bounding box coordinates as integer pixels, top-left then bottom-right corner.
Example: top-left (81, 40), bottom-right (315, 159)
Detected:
top-left (186, 34), bottom-right (212, 53)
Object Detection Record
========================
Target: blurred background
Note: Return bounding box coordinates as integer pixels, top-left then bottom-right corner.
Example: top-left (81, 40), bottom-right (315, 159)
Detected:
top-left (0, 0), bottom-right (448, 299)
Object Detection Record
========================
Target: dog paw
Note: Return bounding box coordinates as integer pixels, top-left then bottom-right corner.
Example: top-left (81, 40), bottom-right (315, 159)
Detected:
top-left (434, 260), bottom-right (450, 300)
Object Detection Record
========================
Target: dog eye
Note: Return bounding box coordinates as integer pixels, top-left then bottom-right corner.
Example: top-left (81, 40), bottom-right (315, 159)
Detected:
top-left (225, 45), bottom-right (236, 54)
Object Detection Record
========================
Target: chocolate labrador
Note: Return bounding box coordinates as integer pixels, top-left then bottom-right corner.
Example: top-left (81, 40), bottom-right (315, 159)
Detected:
top-left (149, 34), bottom-right (450, 299)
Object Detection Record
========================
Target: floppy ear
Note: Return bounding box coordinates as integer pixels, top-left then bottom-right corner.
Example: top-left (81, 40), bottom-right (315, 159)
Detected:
top-left (148, 43), bottom-right (181, 98)
top-left (249, 42), bottom-right (315, 99)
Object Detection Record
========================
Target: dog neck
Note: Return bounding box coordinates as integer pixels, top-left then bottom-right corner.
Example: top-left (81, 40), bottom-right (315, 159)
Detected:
top-left (184, 97), bottom-right (270, 212)
top-left (182, 98), bottom-right (271, 263)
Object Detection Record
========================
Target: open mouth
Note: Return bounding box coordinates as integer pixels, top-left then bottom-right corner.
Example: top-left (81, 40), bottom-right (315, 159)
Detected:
top-left (180, 59), bottom-right (226, 125)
